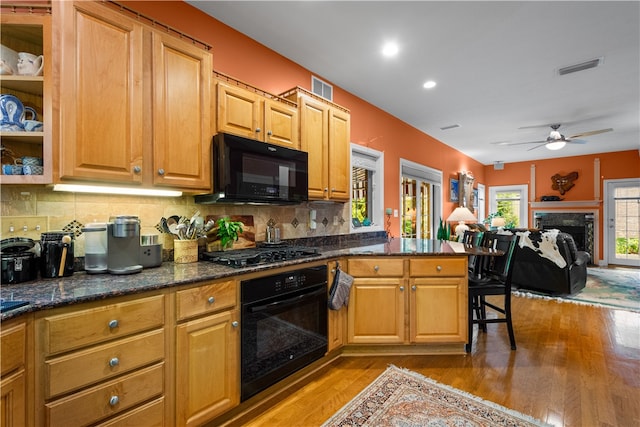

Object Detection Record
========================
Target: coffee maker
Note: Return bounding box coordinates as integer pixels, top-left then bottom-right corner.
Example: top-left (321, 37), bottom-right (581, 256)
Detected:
top-left (107, 216), bottom-right (143, 275)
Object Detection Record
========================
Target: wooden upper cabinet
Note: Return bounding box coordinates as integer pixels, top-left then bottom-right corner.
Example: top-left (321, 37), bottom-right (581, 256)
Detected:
top-left (0, 11), bottom-right (53, 185)
top-left (55, 1), bottom-right (144, 183)
top-left (54, 1), bottom-right (212, 191)
top-left (282, 88), bottom-right (350, 201)
top-left (151, 30), bottom-right (211, 189)
top-left (298, 96), bottom-right (329, 199)
top-left (328, 107), bottom-right (350, 201)
top-left (215, 79), bottom-right (299, 149)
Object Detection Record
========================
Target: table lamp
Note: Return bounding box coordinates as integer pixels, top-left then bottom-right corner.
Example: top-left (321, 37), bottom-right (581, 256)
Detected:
top-left (447, 207), bottom-right (477, 241)
top-left (491, 217), bottom-right (506, 231)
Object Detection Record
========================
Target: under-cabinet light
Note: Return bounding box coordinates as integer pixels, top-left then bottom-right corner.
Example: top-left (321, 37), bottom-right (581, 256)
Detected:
top-left (52, 184), bottom-right (182, 197)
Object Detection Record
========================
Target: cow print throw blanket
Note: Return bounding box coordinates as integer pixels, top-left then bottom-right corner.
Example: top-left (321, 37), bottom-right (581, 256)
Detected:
top-left (512, 229), bottom-right (567, 268)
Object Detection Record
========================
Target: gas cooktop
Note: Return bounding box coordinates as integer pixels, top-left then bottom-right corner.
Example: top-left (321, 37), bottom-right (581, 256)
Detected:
top-left (200, 244), bottom-right (321, 268)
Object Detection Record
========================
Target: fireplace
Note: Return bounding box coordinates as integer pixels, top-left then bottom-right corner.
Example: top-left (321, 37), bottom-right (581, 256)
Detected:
top-left (534, 212), bottom-right (594, 260)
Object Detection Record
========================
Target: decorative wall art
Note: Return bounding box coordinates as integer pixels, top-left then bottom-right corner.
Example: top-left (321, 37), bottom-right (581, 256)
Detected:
top-left (449, 178), bottom-right (459, 203)
top-left (458, 171), bottom-right (475, 211)
top-left (551, 171), bottom-right (579, 195)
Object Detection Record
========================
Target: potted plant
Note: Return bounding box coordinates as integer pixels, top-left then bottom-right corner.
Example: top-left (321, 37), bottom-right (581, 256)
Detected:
top-left (216, 217), bottom-right (244, 250)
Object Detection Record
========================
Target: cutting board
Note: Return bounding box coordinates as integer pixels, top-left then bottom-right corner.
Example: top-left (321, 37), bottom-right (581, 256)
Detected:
top-left (204, 215), bottom-right (255, 251)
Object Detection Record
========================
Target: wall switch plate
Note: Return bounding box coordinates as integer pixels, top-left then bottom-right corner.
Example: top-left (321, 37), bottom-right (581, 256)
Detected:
top-left (0, 216), bottom-right (49, 241)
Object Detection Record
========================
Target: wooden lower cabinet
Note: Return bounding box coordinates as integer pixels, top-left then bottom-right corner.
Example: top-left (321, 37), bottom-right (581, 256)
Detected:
top-left (175, 280), bottom-right (240, 427)
top-left (0, 317), bottom-right (30, 427)
top-left (34, 293), bottom-right (168, 426)
top-left (347, 256), bottom-right (468, 346)
top-left (327, 260), bottom-right (346, 352)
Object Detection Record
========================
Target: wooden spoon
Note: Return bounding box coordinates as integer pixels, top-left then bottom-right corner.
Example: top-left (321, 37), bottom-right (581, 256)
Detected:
top-left (58, 235), bottom-right (72, 277)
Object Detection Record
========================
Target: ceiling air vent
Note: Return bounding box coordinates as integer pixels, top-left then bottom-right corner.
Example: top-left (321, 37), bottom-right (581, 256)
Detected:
top-left (440, 124), bottom-right (460, 131)
top-left (558, 57), bottom-right (603, 76)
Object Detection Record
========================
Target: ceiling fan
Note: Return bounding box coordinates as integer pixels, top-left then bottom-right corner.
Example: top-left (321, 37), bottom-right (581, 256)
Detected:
top-left (494, 124), bottom-right (613, 151)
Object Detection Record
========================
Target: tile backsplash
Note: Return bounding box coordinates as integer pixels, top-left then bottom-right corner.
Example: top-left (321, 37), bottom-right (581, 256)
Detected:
top-left (1, 185), bottom-right (351, 256)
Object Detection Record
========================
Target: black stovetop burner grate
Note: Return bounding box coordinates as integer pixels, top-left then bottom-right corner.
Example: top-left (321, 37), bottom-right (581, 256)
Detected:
top-left (200, 244), bottom-right (320, 268)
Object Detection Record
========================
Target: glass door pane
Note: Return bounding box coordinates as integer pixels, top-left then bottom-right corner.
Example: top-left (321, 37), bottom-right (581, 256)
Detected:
top-left (607, 181), bottom-right (640, 266)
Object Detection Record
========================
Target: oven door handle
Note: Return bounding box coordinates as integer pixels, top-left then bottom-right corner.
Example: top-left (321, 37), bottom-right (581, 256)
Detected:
top-left (249, 286), bottom-right (325, 313)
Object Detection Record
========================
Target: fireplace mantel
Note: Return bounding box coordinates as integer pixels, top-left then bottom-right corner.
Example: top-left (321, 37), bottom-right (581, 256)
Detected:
top-left (530, 200), bottom-right (602, 208)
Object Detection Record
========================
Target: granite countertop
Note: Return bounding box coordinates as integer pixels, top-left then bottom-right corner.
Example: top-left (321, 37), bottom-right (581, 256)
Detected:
top-left (1, 239), bottom-right (467, 321)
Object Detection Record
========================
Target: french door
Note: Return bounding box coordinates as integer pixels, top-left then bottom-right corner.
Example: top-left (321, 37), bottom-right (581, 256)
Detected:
top-left (400, 160), bottom-right (442, 240)
top-left (604, 179), bottom-right (640, 267)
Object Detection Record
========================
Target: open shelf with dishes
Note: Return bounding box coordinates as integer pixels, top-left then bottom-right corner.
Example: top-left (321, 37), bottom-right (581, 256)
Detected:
top-left (0, 10), bottom-right (52, 184)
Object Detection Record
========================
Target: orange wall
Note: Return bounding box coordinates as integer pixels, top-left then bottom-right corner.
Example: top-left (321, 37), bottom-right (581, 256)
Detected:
top-left (484, 150), bottom-right (640, 259)
top-left (123, 2), bottom-right (637, 245)
top-left (123, 1), bottom-right (485, 237)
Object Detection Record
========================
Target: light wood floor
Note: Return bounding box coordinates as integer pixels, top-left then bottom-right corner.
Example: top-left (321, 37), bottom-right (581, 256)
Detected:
top-left (244, 296), bottom-right (640, 427)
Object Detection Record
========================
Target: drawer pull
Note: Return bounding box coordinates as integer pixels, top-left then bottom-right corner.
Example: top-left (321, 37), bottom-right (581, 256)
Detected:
top-left (207, 296), bottom-right (215, 304)
top-left (109, 357), bottom-right (119, 367)
top-left (109, 395), bottom-right (119, 406)
top-left (436, 265), bottom-right (442, 272)
top-left (373, 265), bottom-right (379, 272)
top-left (108, 319), bottom-right (119, 329)
top-left (232, 321), bottom-right (239, 328)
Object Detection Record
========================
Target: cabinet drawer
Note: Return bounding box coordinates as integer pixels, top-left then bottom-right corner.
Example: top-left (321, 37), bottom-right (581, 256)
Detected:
top-left (1, 321), bottom-right (26, 376)
top-left (42, 294), bottom-right (165, 355)
top-left (409, 257), bottom-right (467, 277)
top-left (348, 258), bottom-right (404, 277)
top-left (176, 279), bottom-right (236, 321)
top-left (97, 397), bottom-right (164, 427)
top-left (45, 329), bottom-right (164, 399)
top-left (45, 363), bottom-right (164, 427)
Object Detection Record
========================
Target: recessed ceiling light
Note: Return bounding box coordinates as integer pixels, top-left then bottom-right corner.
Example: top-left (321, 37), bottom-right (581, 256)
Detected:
top-left (382, 42), bottom-right (399, 57)
top-left (423, 80), bottom-right (436, 89)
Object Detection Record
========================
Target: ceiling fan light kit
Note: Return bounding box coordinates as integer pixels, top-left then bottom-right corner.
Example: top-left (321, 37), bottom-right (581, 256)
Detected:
top-left (546, 140), bottom-right (566, 150)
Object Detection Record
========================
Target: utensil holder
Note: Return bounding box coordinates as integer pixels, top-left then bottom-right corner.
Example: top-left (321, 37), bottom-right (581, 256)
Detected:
top-left (173, 240), bottom-right (198, 264)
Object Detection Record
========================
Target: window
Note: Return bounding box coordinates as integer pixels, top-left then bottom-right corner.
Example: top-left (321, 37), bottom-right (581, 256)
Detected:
top-left (487, 185), bottom-right (528, 228)
top-left (312, 76), bottom-right (333, 101)
top-left (351, 144), bottom-right (384, 232)
top-left (400, 159), bottom-right (442, 239)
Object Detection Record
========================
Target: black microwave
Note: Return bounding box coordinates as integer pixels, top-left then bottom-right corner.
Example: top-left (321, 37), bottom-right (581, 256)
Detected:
top-left (194, 133), bottom-right (308, 205)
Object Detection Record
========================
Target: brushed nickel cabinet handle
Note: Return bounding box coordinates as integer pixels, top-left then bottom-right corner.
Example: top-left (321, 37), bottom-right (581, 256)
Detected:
top-left (108, 319), bottom-right (119, 329)
top-left (109, 357), bottom-right (119, 367)
top-left (208, 296), bottom-right (215, 304)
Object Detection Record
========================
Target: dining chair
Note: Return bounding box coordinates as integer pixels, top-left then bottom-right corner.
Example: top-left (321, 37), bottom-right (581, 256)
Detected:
top-left (462, 230), bottom-right (484, 277)
top-left (466, 232), bottom-right (519, 353)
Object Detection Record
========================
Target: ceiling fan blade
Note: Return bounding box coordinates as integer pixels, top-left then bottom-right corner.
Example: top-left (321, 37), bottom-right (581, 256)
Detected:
top-left (499, 140), bottom-right (547, 146)
top-left (566, 138), bottom-right (587, 144)
top-left (526, 144), bottom-right (546, 151)
top-left (568, 128), bottom-right (613, 139)
top-left (518, 122), bottom-right (562, 130)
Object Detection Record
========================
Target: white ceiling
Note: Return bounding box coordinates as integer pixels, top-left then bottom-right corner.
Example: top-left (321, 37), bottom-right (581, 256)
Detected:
top-left (187, 1), bottom-right (640, 166)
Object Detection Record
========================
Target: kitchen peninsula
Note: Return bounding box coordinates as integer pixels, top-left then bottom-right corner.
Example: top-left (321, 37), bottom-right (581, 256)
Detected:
top-left (1, 238), bottom-right (477, 426)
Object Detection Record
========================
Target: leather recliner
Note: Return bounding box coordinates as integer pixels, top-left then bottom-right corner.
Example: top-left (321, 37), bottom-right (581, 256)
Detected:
top-left (508, 230), bottom-right (591, 295)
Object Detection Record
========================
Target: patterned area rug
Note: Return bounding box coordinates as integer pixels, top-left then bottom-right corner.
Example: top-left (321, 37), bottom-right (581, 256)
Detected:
top-left (322, 365), bottom-right (551, 427)
top-left (514, 267), bottom-right (640, 312)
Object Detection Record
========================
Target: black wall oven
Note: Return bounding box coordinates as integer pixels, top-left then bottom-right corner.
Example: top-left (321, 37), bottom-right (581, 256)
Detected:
top-left (240, 265), bottom-right (327, 401)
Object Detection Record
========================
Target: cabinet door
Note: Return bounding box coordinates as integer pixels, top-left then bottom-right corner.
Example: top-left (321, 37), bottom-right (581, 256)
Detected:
top-left (327, 262), bottom-right (346, 352)
top-left (151, 30), bottom-right (212, 189)
top-left (216, 82), bottom-right (261, 139)
top-left (263, 99), bottom-right (299, 149)
top-left (176, 310), bottom-right (239, 427)
top-left (56, 1), bottom-right (144, 183)
top-left (0, 370), bottom-right (26, 427)
top-left (327, 107), bottom-right (350, 201)
top-left (410, 277), bottom-right (467, 343)
top-left (347, 278), bottom-right (405, 344)
top-left (298, 96), bottom-right (329, 199)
